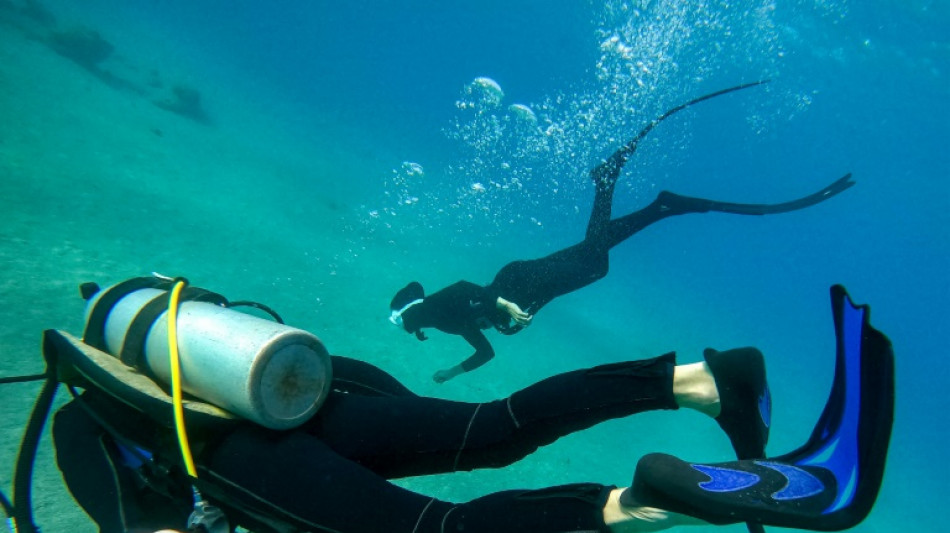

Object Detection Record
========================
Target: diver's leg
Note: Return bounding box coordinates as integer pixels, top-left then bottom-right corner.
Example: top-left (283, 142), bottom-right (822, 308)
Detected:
top-left (500, 347), bottom-right (767, 463)
top-left (586, 175), bottom-right (618, 243)
top-left (205, 426), bottom-right (616, 533)
top-left (206, 427), bottom-right (453, 532)
top-left (487, 243), bottom-right (608, 315)
top-left (590, 144), bottom-right (635, 191)
top-left (600, 192), bottom-right (682, 248)
top-left (304, 353), bottom-right (676, 478)
top-left (442, 484), bottom-right (616, 533)
top-left (586, 136), bottom-right (635, 243)
top-left (306, 350), bottom-right (766, 478)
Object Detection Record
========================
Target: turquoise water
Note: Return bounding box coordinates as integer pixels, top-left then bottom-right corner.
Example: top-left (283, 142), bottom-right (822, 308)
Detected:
top-left (1, 1), bottom-right (946, 531)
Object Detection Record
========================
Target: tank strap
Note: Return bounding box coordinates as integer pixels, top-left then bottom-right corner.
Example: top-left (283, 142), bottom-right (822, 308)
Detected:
top-left (83, 277), bottom-right (170, 352)
top-left (119, 287), bottom-right (228, 373)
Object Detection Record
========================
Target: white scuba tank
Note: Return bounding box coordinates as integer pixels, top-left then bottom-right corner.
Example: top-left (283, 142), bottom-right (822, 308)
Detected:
top-left (84, 284), bottom-right (332, 430)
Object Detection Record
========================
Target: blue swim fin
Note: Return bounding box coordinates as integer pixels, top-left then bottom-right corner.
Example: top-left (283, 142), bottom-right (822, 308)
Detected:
top-left (623, 285), bottom-right (894, 531)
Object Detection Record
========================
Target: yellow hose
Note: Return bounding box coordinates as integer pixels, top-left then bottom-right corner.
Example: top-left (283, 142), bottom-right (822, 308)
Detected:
top-left (168, 279), bottom-right (197, 478)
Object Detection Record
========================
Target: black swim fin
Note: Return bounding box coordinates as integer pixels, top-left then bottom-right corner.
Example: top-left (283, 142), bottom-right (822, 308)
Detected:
top-left (703, 346), bottom-right (771, 461)
top-left (622, 285), bottom-right (894, 531)
top-left (623, 80), bottom-right (770, 158)
top-left (656, 173), bottom-right (855, 216)
top-left (592, 80), bottom-right (769, 187)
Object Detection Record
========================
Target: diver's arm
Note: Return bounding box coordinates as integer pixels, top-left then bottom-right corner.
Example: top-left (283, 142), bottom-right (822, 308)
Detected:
top-left (434, 330), bottom-right (495, 383)
top-left (496, 297), bottom-right (532, 326)
top-left (433, 365), bottom-right (464, 384)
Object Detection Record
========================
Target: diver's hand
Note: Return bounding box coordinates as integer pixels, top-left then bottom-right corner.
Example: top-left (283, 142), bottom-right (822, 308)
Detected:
top-left (507, 303), bottom-right (532, 326)
top-left (433, 366), bottom-right (463, 384)
top-left (496, 297), bottom-right (533, 326)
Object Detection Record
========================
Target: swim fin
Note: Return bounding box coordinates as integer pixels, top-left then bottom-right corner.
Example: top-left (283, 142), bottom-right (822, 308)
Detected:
top-left (703, 347), bottom-right (771, 461)
top-left (655, 173), bottom-right (855, 217)
top-left (622, 80), bottom-right (770, 158)
top-left (622, 285), bottom-right (894, 531)
top-left (592, 80), bottom-right (769, 187)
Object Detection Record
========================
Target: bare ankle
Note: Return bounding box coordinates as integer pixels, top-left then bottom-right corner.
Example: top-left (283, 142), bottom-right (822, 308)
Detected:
top-left (604, 488), bottom-right (705, 532)
top-left (672, 362), bottom-right (720, 417)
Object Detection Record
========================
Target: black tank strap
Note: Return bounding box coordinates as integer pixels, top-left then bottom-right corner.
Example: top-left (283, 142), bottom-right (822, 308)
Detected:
top-left (118, 287), bottom-right (228, 372)
top-left (117, 292), bottom-right (171, 370)
top-left (83, 277), bottom-right (169, 352)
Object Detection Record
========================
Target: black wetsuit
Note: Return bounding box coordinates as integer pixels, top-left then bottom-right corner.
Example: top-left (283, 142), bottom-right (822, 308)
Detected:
top-left (54, 352), bottom-right (679, 533)
top-left (401, 281), bottom-right (507, 371)
top-left (399, 173), bottom-right (636, 373)
top-left (403, 156), bottom-right (853, 374)
top-left (398, 83), bottom-right (854, 376)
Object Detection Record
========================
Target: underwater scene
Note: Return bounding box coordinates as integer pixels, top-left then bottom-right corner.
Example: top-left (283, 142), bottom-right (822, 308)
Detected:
top-left (1, 0), bottom-right (947, 531)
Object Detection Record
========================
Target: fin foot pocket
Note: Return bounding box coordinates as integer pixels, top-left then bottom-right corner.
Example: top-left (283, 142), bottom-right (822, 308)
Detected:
top-left (704, 347), bottom-right (770, 460)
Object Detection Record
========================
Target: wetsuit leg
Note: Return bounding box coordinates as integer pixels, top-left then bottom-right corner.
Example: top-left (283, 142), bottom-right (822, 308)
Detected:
top-left (486, 136), bottom-right (630, 311)
top-left (436, 484), bottom-right (613, 533)
top-left (602, 193), bottom-right (685, 249)
top-left (488, 241), bottom-right (608, 314)
top-left (486, 91), bottom-right (719, 312)
top-left (586, 160), bottom-right (622, 242)
top-left (204, 426), bottom-right (614, 533)
top-left (482, 108), bottom-right (660, 312)
top-left (483, 145), bottom-right (630, 314)
top-left (305, 353), bottom-right (677, 478)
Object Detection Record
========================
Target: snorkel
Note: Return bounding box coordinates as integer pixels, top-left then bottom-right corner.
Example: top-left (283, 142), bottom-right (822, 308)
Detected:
top-left (389, 299), bottom-right (423, 329)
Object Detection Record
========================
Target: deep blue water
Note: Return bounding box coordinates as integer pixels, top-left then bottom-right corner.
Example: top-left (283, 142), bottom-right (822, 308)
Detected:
top-left (1, 1), bottom-right (948, 531)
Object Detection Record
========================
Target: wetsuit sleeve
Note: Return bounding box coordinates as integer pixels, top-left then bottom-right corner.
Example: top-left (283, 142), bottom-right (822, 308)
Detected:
top-left (458, 328), bottom-right (495, 372)
top-left (480, 284), bottom-right (503, 309)
top-left (474, 284), bottom-right (516, 330)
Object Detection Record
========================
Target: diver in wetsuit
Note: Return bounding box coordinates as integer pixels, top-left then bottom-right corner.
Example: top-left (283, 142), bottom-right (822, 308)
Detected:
top-left (46, 285), bottom-right (892, 533)
top-left (54, 346), bottom-right (766, 533)
top-left (389, 82), bottom-right (855, 383)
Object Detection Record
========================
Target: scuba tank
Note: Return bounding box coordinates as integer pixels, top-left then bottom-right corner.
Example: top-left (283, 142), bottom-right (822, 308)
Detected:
top-left (82, 275), bottom-right (333, 430)
top-left (2, 274), bottom-right (334, 533)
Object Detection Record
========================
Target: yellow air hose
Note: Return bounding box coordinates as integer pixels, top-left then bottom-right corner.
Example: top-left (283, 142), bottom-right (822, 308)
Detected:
top-left (168, 279), bottom-right (198, 478)
top-left (167, 278), bottom-right (228, 532)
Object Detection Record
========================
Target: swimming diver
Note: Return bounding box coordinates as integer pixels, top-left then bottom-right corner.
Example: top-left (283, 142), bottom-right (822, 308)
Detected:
top-left (389, 82), bottom-right (855, 383)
